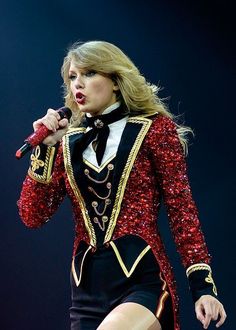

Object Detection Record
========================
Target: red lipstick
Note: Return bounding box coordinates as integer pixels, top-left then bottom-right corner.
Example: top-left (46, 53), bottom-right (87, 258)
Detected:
top-left (76, 92), bottom-right (86, 105)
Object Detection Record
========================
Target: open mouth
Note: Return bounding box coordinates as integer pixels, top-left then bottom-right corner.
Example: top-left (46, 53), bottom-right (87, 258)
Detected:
top-left (76, 92), bottom-right (86, 105)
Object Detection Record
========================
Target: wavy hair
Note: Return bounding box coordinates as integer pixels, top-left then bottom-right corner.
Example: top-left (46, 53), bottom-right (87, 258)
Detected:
top-left (61, 40), bottom-right (193, 155)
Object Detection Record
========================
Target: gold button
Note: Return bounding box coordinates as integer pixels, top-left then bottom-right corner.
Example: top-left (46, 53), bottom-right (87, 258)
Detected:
top-left (108, 164), bottom-right (114, 170)
top-left (102, 216), bottom-right (108, 222)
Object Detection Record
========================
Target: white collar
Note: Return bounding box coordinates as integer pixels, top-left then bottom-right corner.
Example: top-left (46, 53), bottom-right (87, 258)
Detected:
top-left (86, 101), bottom-right (121, 117)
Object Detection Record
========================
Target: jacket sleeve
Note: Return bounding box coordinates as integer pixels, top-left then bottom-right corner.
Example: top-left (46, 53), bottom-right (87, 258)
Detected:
top-left (148, 115), bottom-right (217, 301)
top-left (17, 143), bottom-right (66, 228)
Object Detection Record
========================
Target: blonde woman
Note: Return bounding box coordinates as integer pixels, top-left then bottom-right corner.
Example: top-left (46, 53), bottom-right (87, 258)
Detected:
top-left (18, 41), bottom-right (226, 330)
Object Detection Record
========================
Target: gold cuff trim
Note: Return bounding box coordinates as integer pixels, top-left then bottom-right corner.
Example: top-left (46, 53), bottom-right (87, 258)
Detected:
top-left (71, 246), bottom-right (92, 287)
top-left (110, 241), bottom-right (151, 278)
top-left (186, 263), bottom-right (212, 277)
top-left (28, 145), bottom-right (56, 184)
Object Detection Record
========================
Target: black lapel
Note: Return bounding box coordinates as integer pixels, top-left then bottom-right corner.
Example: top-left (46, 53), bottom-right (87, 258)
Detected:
top-left (63, 127), bottom-right (97, 247)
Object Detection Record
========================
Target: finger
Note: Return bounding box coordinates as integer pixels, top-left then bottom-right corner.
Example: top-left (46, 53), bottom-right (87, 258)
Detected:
top-left (216, 306), bottom-right (227, 328)
top-left (33, 115), bottom-right (58, 133)
top-left (195, 304), bottom-right (205, 324)
top-left (33, 119), bottom-right (43, 131)
top-left (58, 118), bottom-right (69, 128)
top-left (42, 113), bottom-right (61, 132)
top-left (201, 303), bottom-right (212, 329)
top-left (211, 301), bottom-right (218, 321)
top-left (47, 108), bottom-right (61, 121)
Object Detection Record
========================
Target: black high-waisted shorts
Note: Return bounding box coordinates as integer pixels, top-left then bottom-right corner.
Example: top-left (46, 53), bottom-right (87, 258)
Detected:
top-left (70, 243), bottom-right (174, 330)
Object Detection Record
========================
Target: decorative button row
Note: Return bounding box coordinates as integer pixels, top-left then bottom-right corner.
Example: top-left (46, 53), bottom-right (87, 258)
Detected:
top-left (93, 216), bottom-right (108, 231)
top-left (84, 164), bottom-right (114, 184)
top-left (88, 182), bottom-right (112, 200)
top-left (92, 199), bottom-right (111, 216)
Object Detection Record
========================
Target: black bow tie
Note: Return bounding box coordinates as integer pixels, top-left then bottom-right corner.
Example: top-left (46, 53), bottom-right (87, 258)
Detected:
top-left (81, 106), bottom-right (126, 165)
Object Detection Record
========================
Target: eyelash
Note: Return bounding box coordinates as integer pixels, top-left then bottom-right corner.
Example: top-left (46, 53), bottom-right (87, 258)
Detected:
top-left (68, 70), bottom-right (96, 80)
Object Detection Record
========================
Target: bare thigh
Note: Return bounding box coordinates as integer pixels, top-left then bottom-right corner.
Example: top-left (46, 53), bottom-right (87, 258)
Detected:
top-left (97, 302), bottom-right (162, 330)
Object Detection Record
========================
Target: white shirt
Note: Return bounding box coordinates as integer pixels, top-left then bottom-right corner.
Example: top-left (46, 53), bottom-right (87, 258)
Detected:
top-left (83, 102), bottom-right (128, 170)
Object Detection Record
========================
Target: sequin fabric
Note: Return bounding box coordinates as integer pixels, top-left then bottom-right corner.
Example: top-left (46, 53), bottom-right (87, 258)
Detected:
top-left (18, 115), bottom-right (211, 330)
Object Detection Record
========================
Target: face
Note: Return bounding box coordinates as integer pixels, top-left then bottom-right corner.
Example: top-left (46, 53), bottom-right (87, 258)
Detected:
top-left (68, 61), bottom-right (119, 116)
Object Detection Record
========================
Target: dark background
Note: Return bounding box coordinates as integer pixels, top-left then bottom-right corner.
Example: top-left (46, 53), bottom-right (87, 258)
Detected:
top-left (0, 0), bottom-right (235, 329)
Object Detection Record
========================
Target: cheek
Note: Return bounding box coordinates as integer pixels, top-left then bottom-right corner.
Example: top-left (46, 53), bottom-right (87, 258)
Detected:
top-left (91, 81), bottom-right (113, 99)
top-left (70, 82), bottom-right (76, 94)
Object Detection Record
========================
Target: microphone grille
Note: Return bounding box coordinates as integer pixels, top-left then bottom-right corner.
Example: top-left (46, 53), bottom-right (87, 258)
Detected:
top-left (58, 107), bottom-right (72, 120)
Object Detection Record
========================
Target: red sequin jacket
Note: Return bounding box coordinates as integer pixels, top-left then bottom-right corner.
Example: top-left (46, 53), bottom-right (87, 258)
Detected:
top-left (18, 114), bottom-right (214, 330)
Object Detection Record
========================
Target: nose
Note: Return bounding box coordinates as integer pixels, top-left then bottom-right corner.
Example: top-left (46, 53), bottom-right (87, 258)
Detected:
top-left (74, 75), bottom-right (84, 89)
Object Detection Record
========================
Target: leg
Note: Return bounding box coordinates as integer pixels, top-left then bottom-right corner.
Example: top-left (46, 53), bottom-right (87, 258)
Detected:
top-left (97, 302), bottom-right (162, 330)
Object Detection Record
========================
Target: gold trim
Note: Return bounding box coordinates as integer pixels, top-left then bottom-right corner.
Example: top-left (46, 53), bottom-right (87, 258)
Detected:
top-left (63, 129), bottom-right (97, 246)
top-left (156, 272), bottom-right (169, 318)
top-left (83, 154), bottom-right (116, 173)
top-left (205, 272), bottom-right (218, 296)
top-left (110, 241), bottom-right (151, 278)
top-left (186, 263), bottom-right (211, 277)
top-left (28, 145), bottom-right (56, 184)
top-left (71, 246), bottom-right (92, 286)
top-left (104, 117), bottom-right (152, 243)
top-left (156, 291), bottom-right (169, 319)
top-left (67, 127), bottom-right (86, 133)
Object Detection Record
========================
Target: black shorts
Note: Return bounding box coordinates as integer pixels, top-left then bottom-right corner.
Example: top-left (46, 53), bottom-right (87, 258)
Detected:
top-left (70, 244), bottom-right (174, 330)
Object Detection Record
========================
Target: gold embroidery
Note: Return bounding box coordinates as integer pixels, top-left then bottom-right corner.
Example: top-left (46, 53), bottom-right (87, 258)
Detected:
top-left (28, 145), bottom-right (56, 184)
top-left (186, 263), bottom-right (211, 277)
top-left (156, 272), bottom-right (169, 318)
top-left (110, 240), bottom-right (151, 277)
top-left (63, 129), bottom-right (97, 247)
top-left (71, 246), bottom-right (92, 286)
top-left (205, 272), bottom-right (218, 296)
top-left (104, 117), bottom-right (152, 243)
top-left (30, 146), bottom-right (45, 171)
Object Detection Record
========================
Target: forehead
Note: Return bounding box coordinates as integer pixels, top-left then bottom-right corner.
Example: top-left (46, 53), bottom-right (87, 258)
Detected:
top-left (68, 61), bottom-right (85, 72)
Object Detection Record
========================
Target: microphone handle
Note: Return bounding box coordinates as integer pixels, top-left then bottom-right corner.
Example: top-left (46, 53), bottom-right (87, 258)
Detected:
top-left (15, 107), bottom-right (71, 160)
top-left (15, 124), bottom-right (53, 160)
top-left (25, 125), bottom-right (52, 147)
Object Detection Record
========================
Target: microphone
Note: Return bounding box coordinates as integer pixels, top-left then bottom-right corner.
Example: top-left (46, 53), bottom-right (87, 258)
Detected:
top-left (16, 107), bottom-right (72, 159)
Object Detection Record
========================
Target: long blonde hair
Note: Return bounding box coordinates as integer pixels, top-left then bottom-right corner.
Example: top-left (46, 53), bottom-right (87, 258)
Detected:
top-left (61, 40), bottom-right (193, 155)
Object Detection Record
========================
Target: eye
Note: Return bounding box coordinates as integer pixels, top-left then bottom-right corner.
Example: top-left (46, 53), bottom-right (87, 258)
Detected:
top-left (84, 70), bottom-right (96, 77)
top-left (68, 74), bottom-right (76, 81)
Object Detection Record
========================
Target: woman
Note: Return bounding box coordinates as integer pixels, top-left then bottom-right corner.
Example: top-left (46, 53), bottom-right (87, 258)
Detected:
top-left (18, 40), bottom-right (226, 330)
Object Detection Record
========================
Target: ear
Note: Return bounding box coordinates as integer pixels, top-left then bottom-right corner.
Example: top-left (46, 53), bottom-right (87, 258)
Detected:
top-left (112, 81), bottom-right (119, 91)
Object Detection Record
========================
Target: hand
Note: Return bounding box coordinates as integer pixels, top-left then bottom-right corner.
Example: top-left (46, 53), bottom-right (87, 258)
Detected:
top-left (195, 295), bottom-right (226, 329)
top-left (33, 108), bottom-right (69, 146)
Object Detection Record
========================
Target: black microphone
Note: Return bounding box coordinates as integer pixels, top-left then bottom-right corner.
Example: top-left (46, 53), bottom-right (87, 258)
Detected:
top-left (16, 107), bottom-right (72, 159)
